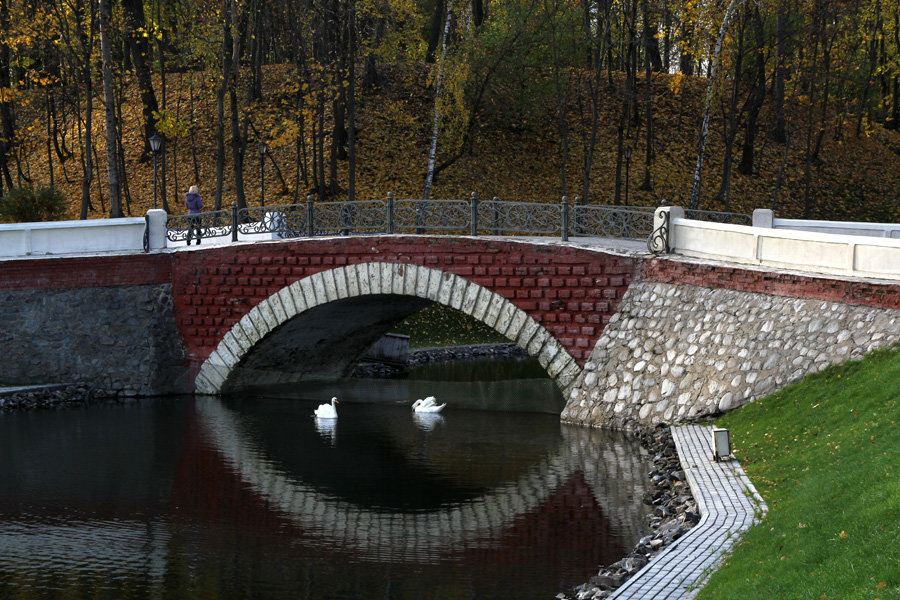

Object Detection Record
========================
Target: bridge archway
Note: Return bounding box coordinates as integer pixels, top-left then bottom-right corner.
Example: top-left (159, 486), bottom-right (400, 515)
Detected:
top-left (194, 262), bottom-right (583, 398)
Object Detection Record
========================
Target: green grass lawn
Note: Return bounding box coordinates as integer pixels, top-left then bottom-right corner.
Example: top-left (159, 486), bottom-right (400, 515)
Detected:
top-left (697, 345), bottom-right (900, 600)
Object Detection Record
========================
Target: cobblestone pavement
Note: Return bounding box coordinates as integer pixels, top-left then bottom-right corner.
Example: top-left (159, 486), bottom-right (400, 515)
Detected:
top-left (610, 425), bottom-right (767, 599)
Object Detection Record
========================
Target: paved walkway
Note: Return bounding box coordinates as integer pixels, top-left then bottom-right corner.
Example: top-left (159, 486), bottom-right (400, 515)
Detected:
top-left (610, 425), bottom-right (767, 600)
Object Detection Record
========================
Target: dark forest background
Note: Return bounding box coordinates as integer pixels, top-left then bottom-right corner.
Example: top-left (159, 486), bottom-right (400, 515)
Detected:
top-left (1, 0), bottom-right (899, 223)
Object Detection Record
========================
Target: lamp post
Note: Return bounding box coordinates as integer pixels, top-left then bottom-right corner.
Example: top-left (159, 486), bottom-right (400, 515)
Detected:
top-left (258, 141), bottom-right (268, 206)
top-left (624, 145), bottom-right (632, 206)
top-left (149, 133), bottom-right (162, 209)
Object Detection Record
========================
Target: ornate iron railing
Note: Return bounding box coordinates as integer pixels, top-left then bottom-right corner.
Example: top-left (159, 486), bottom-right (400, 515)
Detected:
top-left (166, 209), bottom-right (233, 242)
top-left (393, 198), bottom-right (472, 234)
top-left (162, 196), bottom-right (751, 249)
top-left (476, 200), bottom-right (563, 236)
top-left (238, 204), bottom-right (309, 238)
top-left (312, 200), bottom-right (387, 235)
top-left (572, 204), bottom-right (656, 239)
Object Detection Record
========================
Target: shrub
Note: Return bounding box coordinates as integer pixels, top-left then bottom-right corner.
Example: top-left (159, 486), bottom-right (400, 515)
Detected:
top-left (0, 186), bottom-right (68, 223)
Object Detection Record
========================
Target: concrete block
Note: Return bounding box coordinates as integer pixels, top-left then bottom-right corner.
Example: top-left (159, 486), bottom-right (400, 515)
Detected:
top-left (256, 300), bottom-right (280, 332)
top-left (516, 318), bottom-right (540, 350)
top-left (344, 265), bottom-right (360, 297)
top-left (267, 294), bottom-right (288, 327)
top-left (528, 328), bottom-right (551, 359)
top-left (436, 273), bottom-right (456, 306)
top-left (355, 263), bottom-right (372, 296)
top-left (322, 268), bottom-right (339, 302)
top-left (277, 287), bottom-right (298, 319)
top-left (247, 306), bottom-right (274, 338)
top-left (334, 267), bottom-right (349, 299)
top-left (404, 265), bottom-right (420, 297)
top-left (299, 277), bottom-right (318, 309)
top-left (547, 350), bottom-right (572, 378)
top-left (380, 263), bottom-right (394, 295)
top-left (415, 266), bottom-right (433, 298)
top-left (288, 281), bottom-right (308, 313)
top-left (461, 284), bottom-right (481, 315)
top-left (449, 277), bottom-right (468, 311)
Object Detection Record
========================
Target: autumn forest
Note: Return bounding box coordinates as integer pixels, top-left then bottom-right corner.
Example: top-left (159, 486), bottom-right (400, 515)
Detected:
top-left (1, 0), bottom-right (899, 223)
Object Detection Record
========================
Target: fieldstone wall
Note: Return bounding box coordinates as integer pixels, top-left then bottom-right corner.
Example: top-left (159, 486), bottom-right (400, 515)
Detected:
top-left (562, 281), bottom-right (900, 430)
top-left (0, 284), bottom-right (187, 396)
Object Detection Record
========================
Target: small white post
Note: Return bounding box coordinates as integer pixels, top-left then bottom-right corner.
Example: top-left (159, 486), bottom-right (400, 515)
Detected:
top-left (147, 209), bottom-right (168, 250)
top-left (752, 209), bottom-right (774, 228)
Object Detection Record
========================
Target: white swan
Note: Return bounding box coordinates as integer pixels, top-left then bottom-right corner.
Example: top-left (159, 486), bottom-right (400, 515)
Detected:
top-left (314, 397), bottom-right (339, 419)
top-left (412, 396), bottom-right (446, 413)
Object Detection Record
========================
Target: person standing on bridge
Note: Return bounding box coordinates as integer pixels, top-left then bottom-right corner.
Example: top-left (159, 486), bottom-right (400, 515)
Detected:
top-left (185, 185), bottom-right (203, 245)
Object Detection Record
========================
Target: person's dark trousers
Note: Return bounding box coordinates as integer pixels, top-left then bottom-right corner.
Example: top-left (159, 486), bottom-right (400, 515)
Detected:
top-left (187, 215), bottom-right (202, 245)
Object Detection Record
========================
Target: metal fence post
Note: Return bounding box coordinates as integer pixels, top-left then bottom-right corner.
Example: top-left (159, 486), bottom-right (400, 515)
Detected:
top-left (470, 191), bottom-right (478, 236)
top-left (492, 197), bottom-right (499, 236)
top-left (306, 195), bottom-right (314, 237)
top-left (387, 192), bottom-right (394, 234)
top-left (561, 196), bottom-right (569, 241)
top-left (231, 202), bottom-right (238, 242)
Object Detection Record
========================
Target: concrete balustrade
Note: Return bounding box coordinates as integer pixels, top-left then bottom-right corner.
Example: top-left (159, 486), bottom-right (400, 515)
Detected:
top-left (657, 207), bottom-right (900, 280)
top-left (0, 212), bottom-right (168, 257)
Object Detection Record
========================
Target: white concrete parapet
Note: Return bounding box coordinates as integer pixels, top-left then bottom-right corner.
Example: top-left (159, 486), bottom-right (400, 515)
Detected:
top-left (750, 208), bottom-right (900, 239)
top-left (0, 215), bottom-right (168, 257)
top-left (668, 213), bottom-right (900, 281)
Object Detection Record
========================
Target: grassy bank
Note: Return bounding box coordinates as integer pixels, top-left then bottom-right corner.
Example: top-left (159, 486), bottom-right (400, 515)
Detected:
top-left (390, 304), bottom-right (508, 348)
top-left (697, 346), bottom-right (899, 600)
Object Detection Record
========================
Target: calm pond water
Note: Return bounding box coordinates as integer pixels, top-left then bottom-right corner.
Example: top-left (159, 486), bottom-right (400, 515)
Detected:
top-left (0, 359), bottom-right (653, 600)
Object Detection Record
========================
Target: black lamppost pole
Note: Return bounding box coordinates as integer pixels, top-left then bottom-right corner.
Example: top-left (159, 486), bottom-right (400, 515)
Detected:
top-left (258, 142), bottom-right (268, 206)
top-left (624, 145), bottom-right (633, 206)
top-left (149, 134), bottom-right (162, 209)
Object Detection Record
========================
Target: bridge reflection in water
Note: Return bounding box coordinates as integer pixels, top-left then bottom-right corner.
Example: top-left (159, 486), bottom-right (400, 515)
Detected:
top-left (0, 392), bottom-right (653, 600)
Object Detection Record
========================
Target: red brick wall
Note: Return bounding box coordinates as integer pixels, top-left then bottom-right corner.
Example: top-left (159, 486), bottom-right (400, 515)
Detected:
top-left (170, 237), bottom-right (639, 369)
top-left (0, 254), bottom-right (171, 290)
top-left (642, 257), bottom-right (900, 310)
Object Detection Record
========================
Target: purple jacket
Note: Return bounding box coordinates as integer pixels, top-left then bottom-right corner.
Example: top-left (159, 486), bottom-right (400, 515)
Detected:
top-left (185, 192), bottom-right (203, 214)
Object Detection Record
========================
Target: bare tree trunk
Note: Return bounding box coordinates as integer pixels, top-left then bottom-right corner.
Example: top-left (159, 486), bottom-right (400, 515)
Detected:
top-left (772, 0), bottom-right (787, 142)
top-left (688, 0), bottom-right (744, 210)
top-left (122, 0), bottom-right (159, 161)
top-left (99, 0), bottom-right (122, 217)
top-left (0, 0), bottom-right (16, 196)
top-left (347, 0), bottom-right (357, 202)
top-left (423, 4), bottom-right (452, 200)
top-left (214, 0), bottom-right (234, 210)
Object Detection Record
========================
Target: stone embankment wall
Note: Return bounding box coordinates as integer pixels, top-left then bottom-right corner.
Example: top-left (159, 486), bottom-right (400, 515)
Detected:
top-left (562, 259), bottom-right (900, 430)
top-left (0, 255), bottom-right (186, 396)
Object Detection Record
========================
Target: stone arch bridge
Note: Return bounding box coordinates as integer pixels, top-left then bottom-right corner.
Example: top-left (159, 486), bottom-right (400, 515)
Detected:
top-left (2, 234), bottom-right (898, 429)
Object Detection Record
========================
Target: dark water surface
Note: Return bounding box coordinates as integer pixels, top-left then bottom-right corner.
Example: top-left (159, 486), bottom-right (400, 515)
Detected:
top-left (0, 363), bottom-right (653, 600)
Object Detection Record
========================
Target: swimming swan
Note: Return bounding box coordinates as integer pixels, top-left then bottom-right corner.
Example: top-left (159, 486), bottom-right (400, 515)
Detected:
top-left (412, 396), bottom-right (446, 413)
top-left (314, 397), bottom-right (339, 419)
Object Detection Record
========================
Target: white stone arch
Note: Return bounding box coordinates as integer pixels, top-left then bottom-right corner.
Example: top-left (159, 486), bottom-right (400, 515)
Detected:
top-left (195, 262), bottom-right (582, 398)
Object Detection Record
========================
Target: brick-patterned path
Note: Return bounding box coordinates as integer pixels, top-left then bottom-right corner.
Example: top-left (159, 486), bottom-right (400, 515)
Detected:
top-left (610, 425), bottom-right (767, 600)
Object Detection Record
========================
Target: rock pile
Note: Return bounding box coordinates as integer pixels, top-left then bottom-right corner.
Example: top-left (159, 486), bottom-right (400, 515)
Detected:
top-left (0, 385), bottom-right (111, 411)
top-left (563, 426), bottom-right (699, 600)
top-left (351, 343), bottom-right (529, 378)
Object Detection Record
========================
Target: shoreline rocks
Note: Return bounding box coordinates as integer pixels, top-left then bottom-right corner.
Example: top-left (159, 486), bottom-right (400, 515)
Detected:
top-left (351, 342), bottom-right (529, 378)
top-left (0, 384), bottom-right (114, 411)
top-left (562, 425), bottom-right (699, 600)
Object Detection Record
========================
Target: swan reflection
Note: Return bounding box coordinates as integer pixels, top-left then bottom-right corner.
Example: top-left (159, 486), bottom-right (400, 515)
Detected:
top-left (314, 416), bottom-right (338, 444)
top-left (413, 412), bottom-right (444, 431)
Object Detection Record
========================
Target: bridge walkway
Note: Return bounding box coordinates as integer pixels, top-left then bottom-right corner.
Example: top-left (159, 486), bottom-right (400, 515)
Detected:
top-left (610, 425), bottom-right (766, 600)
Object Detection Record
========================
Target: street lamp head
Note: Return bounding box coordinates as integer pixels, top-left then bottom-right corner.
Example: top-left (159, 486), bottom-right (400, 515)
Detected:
top-left (258, 141), bottom-right (268, 155)
top-left (624, 145), bottom-right (632, 160)
top-left (149, 133), bottom-right (162, 153)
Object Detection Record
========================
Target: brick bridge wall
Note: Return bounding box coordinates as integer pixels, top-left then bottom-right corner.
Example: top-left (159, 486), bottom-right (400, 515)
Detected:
top-left (172, 236), bottom-right (637, 376)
